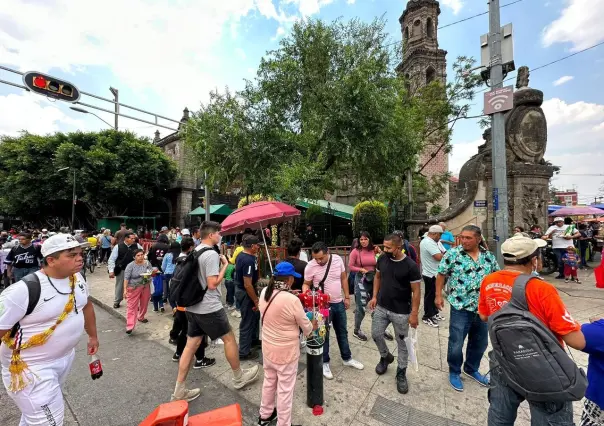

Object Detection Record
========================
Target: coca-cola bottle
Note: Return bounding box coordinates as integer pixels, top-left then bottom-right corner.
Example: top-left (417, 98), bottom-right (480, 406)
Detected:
top-left (89, 354), bottom-right (103, 380)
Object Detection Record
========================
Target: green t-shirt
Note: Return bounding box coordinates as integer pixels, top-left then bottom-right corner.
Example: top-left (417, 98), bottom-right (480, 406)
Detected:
top-left (225, 263), bottom-right (235, 280)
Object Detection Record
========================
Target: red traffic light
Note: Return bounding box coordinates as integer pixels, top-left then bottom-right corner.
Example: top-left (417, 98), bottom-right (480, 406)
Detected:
top-left (22, 71), bottom-right (80, 103)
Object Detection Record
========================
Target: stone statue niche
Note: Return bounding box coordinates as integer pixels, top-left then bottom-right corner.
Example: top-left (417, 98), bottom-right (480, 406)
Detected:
top-left (405, 66), bottom-right (555, 243)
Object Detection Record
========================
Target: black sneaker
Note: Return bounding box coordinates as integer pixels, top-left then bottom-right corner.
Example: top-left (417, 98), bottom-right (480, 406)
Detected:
top-left (252, 339), bottom-right (262, 348)
top-left (169, 338), bottom-right (178, 346)
top-left (160, 306), bottom-right (165, 313)
top-left (258, 408), bottom-right (277, 425)
top-left (193, 357), bottom-right (216, 369)
top-left (172, 353), bottom-right (180, 362)
top-left (240, 350), bottom-right (260, 361)
top-left (353, 329), bottom-right (368, 342)
top-left (375, 353), bottom-right (395, 375)
top-left (383, 330), bottom-right (394, 341)
top-left (113, 303), bottom-right (120, 309)
top-left (396, 367), bottom-right (409, 394)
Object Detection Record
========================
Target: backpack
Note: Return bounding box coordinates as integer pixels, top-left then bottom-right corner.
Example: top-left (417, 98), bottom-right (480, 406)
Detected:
top-left (488, 274), bottom-right (587, 403)
top-left (403, 240), bottom-right (418, 264)
top-left (169, 247), bottom-right (215, 308)
top-left (9, 273), bottom-right (41, 338)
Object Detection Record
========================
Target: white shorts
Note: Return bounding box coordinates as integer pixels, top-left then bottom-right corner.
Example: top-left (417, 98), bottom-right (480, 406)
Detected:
top-left (2, 349), bottom-right (75, 426)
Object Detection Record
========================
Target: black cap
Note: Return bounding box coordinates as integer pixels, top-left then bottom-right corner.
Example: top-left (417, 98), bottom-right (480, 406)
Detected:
top-left (242, 235), bottom-right (260, 247)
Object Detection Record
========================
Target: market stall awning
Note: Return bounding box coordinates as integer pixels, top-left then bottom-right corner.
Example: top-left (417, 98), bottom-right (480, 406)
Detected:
top-left (189, 204), bottom-right (233, 216)
top-left (296, 199), bottom-right (355, 220)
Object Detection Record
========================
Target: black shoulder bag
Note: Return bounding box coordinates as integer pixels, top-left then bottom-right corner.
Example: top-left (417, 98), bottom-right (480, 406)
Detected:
top-left (317, 255), bottom-right (332, 292)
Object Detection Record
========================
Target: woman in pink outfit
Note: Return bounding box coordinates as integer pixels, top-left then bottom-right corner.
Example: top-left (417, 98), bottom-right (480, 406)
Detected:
top-left (258, 262), bottom-right (316, 426)
top-left (123, 249), bottom-right (153, 334)
top-left (348, 231), bottom-right (378, 342)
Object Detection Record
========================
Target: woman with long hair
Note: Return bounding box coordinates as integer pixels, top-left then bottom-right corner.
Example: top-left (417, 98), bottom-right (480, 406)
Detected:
top-left (123, 249), bottom-right (153, 334)
top-left (161, 241), bottom-right (181, 308)
top-left (258, 262), bottom-right (317, 426)
top-left (348, 231), bottom-right (377, 342)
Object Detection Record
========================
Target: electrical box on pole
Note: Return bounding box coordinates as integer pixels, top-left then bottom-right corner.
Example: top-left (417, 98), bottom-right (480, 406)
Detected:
top-left (22, 71), bottom-right (81, 103)
top-left (480, 23), bottom-right (515, 82)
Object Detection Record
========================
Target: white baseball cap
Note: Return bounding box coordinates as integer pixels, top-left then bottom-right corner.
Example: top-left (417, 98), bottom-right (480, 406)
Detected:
top-left (41, 228), bottom-right (48, 233)
top-left (554, 217), bottom-right (564, 222)
top-left (501, 234), bottom-right (546, 262)
top-left (41, 234), bottom-right (89, 257)
top-left (428, 225), bottom-right (444, 234)
top-left (181, 228), bottom-right (191, 236)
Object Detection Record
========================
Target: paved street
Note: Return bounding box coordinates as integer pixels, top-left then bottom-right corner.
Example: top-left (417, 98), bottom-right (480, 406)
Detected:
top-left (1, 266), bottom-right (603, 426)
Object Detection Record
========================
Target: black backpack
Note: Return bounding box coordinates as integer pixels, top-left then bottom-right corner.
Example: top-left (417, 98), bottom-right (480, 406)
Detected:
top-left (9, 273), bottom-right (41, 338)
top-left (169, 247), bottom-right (214, 308)
top-left (488, 274), bottom-right (587, 403)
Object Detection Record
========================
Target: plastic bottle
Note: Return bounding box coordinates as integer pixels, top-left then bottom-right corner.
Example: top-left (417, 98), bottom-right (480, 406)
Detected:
top-left (89, 354), bottom-right (103, 380)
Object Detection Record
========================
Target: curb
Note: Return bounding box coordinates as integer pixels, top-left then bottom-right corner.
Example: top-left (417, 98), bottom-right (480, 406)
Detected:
top-left (89, 294), bottom-right (126, 323)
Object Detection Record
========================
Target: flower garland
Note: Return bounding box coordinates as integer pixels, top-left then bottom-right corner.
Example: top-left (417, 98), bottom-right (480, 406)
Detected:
top-left (1, 275), bottom-right (76, 392)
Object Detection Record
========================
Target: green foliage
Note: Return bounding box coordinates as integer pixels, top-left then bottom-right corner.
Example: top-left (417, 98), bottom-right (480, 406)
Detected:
top-left (237, 194), bottom-right (273, 209)
top-left (0, 131), bottom-right (177, 222)
top-left (305, 205), bottom-right (323, 224)
top-left (352, 201), bottom-right (389, 243)
top-left (429, 204), bottom-right (443, 217)
top-left (334, 234), bottom-right (349, 247)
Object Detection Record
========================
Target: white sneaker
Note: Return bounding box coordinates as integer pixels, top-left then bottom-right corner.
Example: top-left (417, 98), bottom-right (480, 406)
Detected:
top-left (171, 386), bottom-right (201, 402)
top-left (233, 365), bottom-right (260, 389)
top-left (434, 313), bottom-right (446, 321)
top-left (227, 304), bottom-right (236, 311)
top-left (343, 358), bottom-right (364, 370)
top-left (323, 363), bottom-right (334, 380)
top-left (231, 310), bottom-right (241, 318)
top-left (213, 338), bottom-right (224, 345)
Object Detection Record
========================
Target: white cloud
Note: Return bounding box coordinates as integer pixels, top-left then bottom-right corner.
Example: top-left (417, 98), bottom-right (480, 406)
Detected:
top-left (235, 48), bottom-right (247, 60)
top-left (347, 0), bottom-right (355, 4)
top-left (542, 98), bottom-right (604, 127)
top-left (440, 0), bottom-right (464, 15)
top-left (449, 138), bottom-right (483, 175)
top-left (593, 122), bottom-right (604, 132)
top-left (542, 0), bottom-right (604, 51)
top-left (553, 75), bottom-right (574, 86)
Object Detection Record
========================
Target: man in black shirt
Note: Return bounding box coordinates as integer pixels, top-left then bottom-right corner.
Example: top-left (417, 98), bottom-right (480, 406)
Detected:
top-left (368, 233), bottom-right (421, 394)
top-left (284, 238), bottom-right (307, 291)
top-left (4, 232), bottom-right (42, 283)
top-left (235, 235), bottom-right (261, 360)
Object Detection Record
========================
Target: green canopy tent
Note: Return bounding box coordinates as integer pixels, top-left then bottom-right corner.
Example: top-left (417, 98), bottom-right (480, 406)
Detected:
top-left (189, 204), bottom-right (233, 218)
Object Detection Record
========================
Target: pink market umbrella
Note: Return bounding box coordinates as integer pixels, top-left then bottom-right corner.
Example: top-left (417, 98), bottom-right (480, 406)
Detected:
top-left (548, 206), bottom-right (604, 216)
top-left (220, 201), bottom-right (301, 273)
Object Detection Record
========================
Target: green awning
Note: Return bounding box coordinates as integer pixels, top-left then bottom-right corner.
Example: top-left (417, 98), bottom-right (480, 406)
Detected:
top-left (189, 204), bottom-right (233, 216)
top-left (296, 199), bottom-right (354, 220)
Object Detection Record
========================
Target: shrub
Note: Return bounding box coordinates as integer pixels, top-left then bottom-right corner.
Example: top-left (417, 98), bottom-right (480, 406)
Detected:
top-left (334, 234), bottom-right (349, 247)
top-left (352, 201), bottom-right (388, 243)
top-left (305, 204), bottom-right (323, 224)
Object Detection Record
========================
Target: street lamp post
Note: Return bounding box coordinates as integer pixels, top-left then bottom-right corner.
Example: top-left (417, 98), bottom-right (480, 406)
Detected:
top-left (70, 106), bottom-right (116, 130)
top-left (58, 167), bottom-right (76, 231)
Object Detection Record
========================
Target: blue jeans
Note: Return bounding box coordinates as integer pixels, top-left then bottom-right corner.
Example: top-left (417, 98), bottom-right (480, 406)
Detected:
top-left (487, 353), bottom-right (574, 426)
top-left (447, 306), bottom-right (488, 375)
top-left (163, 274), bottom-right (173, 307)
top-left (553, 248), bottom-right (566, 276)
top-left (13, 266), bottom-right (40, 283)
top-left (324, 302), bottom-right (352, 363)
top-left (236, 286), bottom-right (259, 357)
top-left (225, 279), bottom-right (239, 308)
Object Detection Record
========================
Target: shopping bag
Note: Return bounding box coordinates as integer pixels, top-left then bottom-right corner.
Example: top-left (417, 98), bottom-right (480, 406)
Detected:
top-left (595, 264), bottom-right (604, 289)
top-left (405, 328), bottom-right (419, 371)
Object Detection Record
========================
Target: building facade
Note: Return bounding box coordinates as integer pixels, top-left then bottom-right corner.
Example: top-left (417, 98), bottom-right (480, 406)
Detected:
top-left (554, 190), bottom-right (579, 206)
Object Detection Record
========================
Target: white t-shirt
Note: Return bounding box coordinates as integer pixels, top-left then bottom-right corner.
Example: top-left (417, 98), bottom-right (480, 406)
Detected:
top-left (419, 237), bottom-right (442, 278)
top-left (545, 224), bottom-right (575, 249)
top-left (0, 271), bottom-right (89, 366)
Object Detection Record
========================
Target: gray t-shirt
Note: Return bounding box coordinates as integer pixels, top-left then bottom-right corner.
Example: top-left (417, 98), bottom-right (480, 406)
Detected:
top-left (187, 244), bottom-right (223, 315)
top-left (419, 237), bottom-right (442, 278)
top-left (124, 260), bottom-right (152, 287)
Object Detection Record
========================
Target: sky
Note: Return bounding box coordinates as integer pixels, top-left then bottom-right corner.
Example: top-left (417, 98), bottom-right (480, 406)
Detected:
top-left (1, 0), bottom-right (603, 204)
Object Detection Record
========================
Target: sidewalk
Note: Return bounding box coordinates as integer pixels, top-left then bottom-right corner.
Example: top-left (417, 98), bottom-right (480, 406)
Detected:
top-left (86, 267), bottom-right (604, 426)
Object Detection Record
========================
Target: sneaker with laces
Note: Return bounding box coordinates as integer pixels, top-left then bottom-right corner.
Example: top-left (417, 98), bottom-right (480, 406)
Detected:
top-left (449, 373), bottom-right (464, 392)
top-left (231, 310), bottom-right (242, 318)
top-left (194, 357), bottom-right (216, 369)
top-left (463, 370), bottom-right (490, 387)
top-left (434, 313), bottom-right (446, 321)
top-left (375, 353), bottom-right (395, 375)
top-left (227, 304), bottom-right (236, 311)
top-left (257, 408), bottom-right (277, 426)
top-left (171, 386), bottom-right (201, 402)
top-left (565, 278), bottom-right (570, 283)
top-left (343, 358), bottom-right (364, 370)
top-left (233, 365), bottom-right (260, 389)
top-left (353, 329), bottom-right (368, 342)
top-left (172, 353), bottom-right (180, 362)
top-left (396, 367), bottom-right (409, 394)
top-left (323, 363), bottom-right (334, 380)
top-left (422, 317), bottom-right (439, 328)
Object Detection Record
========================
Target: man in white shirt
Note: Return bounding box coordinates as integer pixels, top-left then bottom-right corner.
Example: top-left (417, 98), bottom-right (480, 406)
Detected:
top-left (543, 217), bottom-right (580, 279)
top-left (419, 225), bottom-right (446, 328)
top-left (0, 234), bottom-right (99, 426)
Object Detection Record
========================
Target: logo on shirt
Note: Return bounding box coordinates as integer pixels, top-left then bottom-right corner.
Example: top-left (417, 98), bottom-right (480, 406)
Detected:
top-left (43, 296), bottom-right (57, 302)
top-left (561, 310), bottom-right (576, 325)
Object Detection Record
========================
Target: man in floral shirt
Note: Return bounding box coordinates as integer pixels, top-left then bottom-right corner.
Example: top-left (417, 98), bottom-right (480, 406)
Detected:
top-left (435, 225), bottom-right (499, 392)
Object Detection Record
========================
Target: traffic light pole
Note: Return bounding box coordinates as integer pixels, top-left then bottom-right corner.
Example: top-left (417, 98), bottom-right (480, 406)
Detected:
top-left (205, 171), bottom-right (211, 222)
top-left (488, 0), bottom-right (509, 265)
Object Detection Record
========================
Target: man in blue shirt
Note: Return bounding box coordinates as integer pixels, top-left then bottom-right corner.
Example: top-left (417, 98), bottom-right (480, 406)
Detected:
top-left (581, 317), bottom-right (604, 425)
top-left (235, 235), bottom-right (261, 360)
top-left (439, 222), bottom-right (455, 251)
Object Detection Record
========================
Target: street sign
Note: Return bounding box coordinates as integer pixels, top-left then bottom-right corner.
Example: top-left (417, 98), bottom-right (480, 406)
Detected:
top-left (484, 85), bottom-right (514, 115)
top-left (493, 188), bottom-right (499, 211)
top-left (474, 200), bottom-right (487, 208)
top-left (22, 71), bottom-right (81, 103)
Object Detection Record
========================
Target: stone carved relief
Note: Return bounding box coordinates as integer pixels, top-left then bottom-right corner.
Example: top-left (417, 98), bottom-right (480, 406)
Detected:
top-left (521, 185), bottom-right (547, 227)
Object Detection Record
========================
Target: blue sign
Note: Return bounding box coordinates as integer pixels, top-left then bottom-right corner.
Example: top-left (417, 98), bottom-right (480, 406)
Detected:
top-left (474, 200), bottom-right (487, 208)
top-left (493, 188), bottom-right (499, 211)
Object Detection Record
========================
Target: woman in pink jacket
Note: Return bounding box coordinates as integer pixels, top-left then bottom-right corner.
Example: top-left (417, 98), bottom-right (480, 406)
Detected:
top-left (258, 262), bottom-right (317, 426)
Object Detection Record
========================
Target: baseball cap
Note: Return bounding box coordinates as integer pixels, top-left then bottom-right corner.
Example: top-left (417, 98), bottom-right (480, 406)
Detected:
top-left (242, 235), bottom-right (260, 247)
top-left (42, 228), bottom-right (48, 233)
top-left (501, 235), bottom-right (546, 262)
top-left (161, 226), bottom-right (168, 231)
top-left (554, 217), bottom-right (564, 222)
top-left (274, 261), bottom-right (301, 278)
top-left (428, 225), bottom-right (444, 233)
top-left (181, 228), bottom-right (191, 236)
top-left (41, 234), bottom-right (89, 257)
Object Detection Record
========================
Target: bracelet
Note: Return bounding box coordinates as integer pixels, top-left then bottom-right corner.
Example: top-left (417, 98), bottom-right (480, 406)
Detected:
top-left (345, 296), bottom-right (350, 299)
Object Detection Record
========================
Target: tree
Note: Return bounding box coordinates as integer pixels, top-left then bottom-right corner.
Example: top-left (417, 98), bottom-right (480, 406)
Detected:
top-left (352, 201), bottom-right (389, 243)
top-left (0, 131), bottom-right (177, 226)
top-left (186, 18), bottom-right (481, 207)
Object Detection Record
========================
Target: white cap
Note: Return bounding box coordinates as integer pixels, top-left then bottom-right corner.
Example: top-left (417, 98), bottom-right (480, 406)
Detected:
top-left (428, 225), bottom-right (444, 234)
top-left (181, 228), bottom-right (191, 236)
top-left (41, 229), bottom-right (48, 233)
top-left (501, 234), bottom-right (546, 262)
top-left (554, 217), bottom-right (564, 222)
top-left (41, 234), bottom-right (89, 257)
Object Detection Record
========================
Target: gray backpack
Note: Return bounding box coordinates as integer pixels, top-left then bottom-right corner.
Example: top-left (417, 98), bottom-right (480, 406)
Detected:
top-left (488, 274), bottom-right (587, 403)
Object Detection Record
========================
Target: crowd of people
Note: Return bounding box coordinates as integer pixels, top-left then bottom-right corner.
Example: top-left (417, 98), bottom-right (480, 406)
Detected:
top-left (0, 218), bottom-right (603, 426)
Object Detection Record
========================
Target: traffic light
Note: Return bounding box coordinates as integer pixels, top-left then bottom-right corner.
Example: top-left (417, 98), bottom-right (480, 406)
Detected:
top-left (22, 71), bottom-right (80, 103)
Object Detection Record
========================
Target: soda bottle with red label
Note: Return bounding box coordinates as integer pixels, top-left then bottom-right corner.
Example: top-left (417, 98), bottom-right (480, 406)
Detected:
top-left (89, 354), bottom-right (103, 380)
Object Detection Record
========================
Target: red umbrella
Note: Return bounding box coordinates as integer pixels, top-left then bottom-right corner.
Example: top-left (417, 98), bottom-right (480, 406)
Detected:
top-left (220, 201), bottom-right (301, 274)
